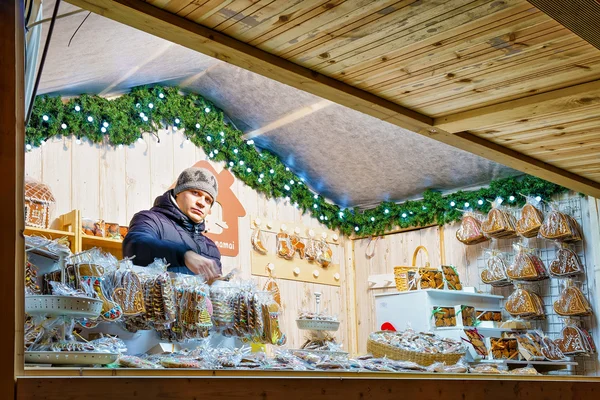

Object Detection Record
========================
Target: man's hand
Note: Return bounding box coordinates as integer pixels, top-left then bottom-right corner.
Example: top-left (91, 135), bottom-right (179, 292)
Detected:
top-left (184, 251), bottom-right (220, 280)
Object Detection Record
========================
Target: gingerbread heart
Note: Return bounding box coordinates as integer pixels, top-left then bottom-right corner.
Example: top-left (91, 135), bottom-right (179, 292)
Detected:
top-left (529, 292), bottom-right (546, 320)
top-left (540, 336), bottom-right (565, 361)
top-left (516, 204), bottom-right (544, 238)
top-left (540, 210), bottom-right (582, 242)
top-left (456, 215), bottom-right (489, 245)
top-left (549, 248), bottom-right (584, 277)
top-left (553, 286), bottom-right (592, 316)
top-left (555, 326), bottom-right (588, 355)
top-left (480, 255), bottom-right (511, 287)
top-left (505, 288), bottom-right (537, 318)
top-left (507, 253), bottom-right (548, 281)
top-left (481, 208), bottom-right (517, 239)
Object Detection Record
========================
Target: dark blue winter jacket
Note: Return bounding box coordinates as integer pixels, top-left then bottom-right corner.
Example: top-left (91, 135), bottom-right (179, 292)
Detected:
top-left (122, 190), bottom-right (222, 275)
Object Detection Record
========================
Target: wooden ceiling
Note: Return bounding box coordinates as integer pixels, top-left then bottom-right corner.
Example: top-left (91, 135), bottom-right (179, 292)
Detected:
top-left (67, 0), bottom-right (600, 197)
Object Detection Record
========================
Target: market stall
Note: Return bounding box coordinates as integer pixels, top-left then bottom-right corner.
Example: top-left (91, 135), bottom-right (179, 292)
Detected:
top-left (6, 0), bottom-right (600, 398)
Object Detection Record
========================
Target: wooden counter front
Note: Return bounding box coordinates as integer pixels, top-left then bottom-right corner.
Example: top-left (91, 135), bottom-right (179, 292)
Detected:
top-left (17, 372), bottom-right (600, 400)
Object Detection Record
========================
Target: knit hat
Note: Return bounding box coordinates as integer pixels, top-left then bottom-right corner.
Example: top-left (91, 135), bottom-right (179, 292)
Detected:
top-left (174, 167), bottom-right (218, 202)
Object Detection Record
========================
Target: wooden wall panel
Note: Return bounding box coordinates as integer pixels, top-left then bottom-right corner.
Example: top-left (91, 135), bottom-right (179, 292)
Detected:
top-left (24, 130), bottom-right (348, 351)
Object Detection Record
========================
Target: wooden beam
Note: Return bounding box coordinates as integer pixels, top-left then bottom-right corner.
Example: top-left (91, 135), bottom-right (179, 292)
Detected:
top-left (63, 0), bottom-right (600, 198)
top-left (434, 80), bottom-right (600, 133)
top-left (0, 0), bottom-right (24, 397)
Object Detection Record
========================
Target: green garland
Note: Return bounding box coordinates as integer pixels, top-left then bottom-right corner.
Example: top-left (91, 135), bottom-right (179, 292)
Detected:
top-left (27, 86), bottom-right (569, 236)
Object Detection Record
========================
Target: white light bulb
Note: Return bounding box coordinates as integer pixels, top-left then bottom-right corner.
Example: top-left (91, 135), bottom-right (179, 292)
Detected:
top-left (497, 198), bottom-right (504, 205)
top-left (206, 136), bottom-right (212, 142)
top-left (324, 216), bottom-right (328, 220)
top-left (314, 194), bottom-right (318, 199)
top-left (313, 204), bottom-right (318, 209)
top-left (139, 112), bottom-right (145, 118)
top-left (384, 209), bottom-right (389, 214)
top-left (450, 201), bottom-right (456, 207)
top-left (101, 127), bottom-right (107, 133)
top-left (221, 138), bottom-right (225, 144)
top-left (143, 116), bottom-right (148, 122)
top-left (535, 196), bottom-right (541, 202)
top-left (87, 116), bottom-right (93, 122)
top-left (246, 168), bottom-right (251, 173)
top-left (509, 195), bottom-right (515, 201)
top-left (118, 144), bottom-right (123, 150)
top-left (195, 123), bottom-right (200, 129)
top-left (214, 149), bottom-right (218, 154)
top-left (137, 137), bottom-right (144, 143)
top-left (173, 126), bottom-right (177, 131)
top-left (42, 115), bottom-right (49, 121)
top-left (75, 139), bottom-right (82, 145)
top-left (294, 203), bottom-right (298, 209)
top-left (25, 144), bottom-right (32, 151)
top-left (239, 160), bottom-right (244, 166)
top-left (354, 226), bottom-right (359, 232)
top-left (136, 103), bottom-right (141, 108)
top-left (402, 213), bottom-right (407, 218)
top-left (464, 202), bottom-right (470, 208)
top-left (259, 173), bottom-right (264, 178)
top-left (204, 107), bottom-right (210, 113)
top-left (185, 138), bottom-right (190, 143)
top-left (370, 217), bottom-right (375, 222)
top-left (233, 148), bottom-right (238, 154)
top-left (209, 152), bottom-right (214, 158)
top-left (61, 123), bottom-right (67, 130)
top-left (258, 178), bottom-right (263, 183)
top-left (74, 105), bottom-right (81, 111)
top-left (285, 196), bottom-right (290, 202)
top-left (478, 199), bottom-right (484, 205)
top-left (285, 167), bottom-right (290, 171)
top-left (290, 180), bottom-right (294, 185)
top-left (320, 216), bottom-right (324, 221)
top-left (247, 140), bottom-right (254, 145)
top-left (229, 162), bottom-right (234, 167)
top-left (175, 118), bottom-right (180, 124)
top-left (220, 131), bottom-right (224, 137)
top-left (148, 103), bottom-right (154, 109)
top-left (339, 212), bottom-right (344, 218)
top-left (284, 185), bottom-right (290, 191)
top-left (40, 140), bottom-right (46, 146)
top-left (270, 169), bottom-right (274, 174)
top-left (103, 122), bottom-right (109, 127)
top-left (158, 93), bottom-right (164, 98)
top-left (422, 206), bottom-right (427, 210)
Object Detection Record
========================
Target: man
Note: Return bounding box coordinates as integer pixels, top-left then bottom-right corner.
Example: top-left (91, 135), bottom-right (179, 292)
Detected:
top-left (123, 167), bottom-right (222, 280)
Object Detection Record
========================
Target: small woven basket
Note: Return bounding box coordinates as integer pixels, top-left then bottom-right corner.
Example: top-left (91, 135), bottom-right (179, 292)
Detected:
top-left (394, 246), bottom-right (441, 292)
top-left (367, 333), bottom-right (465, 367)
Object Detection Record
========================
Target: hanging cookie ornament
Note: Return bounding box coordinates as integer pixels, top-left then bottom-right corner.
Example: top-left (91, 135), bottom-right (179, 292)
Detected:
top-left (263, 265), bottom-right (281, 307)
top-left (112, 260), bottom-right (145, 316)
top-left (549, 244), bottom-right (584, 277)
top-left (78, 263), bottom-right (123, 321)
top-left (276, 225), bottom-right (295, 260)
top-left (305, 229), bottom-right (318, 261)
top-left (540, 204), bottom-right (582, 242)
top-left (456, 212), bottom-right (489, 245)
top-left (251, 219), bottom-right (268, 255)
top-left (516, 196), bottom-right (544, 238)
top-left (317, 237), bottom-right (333, 268)
top-left (553, 279), bottom-right (593, 317)
top-left (506, 243), bottom-right (548, 281)
top-left (290, 227), bottom-right (306, 259)
top-left (480, 248), bottom-right (512, 287)
top-left (481, 198), bottom-right (518, 239)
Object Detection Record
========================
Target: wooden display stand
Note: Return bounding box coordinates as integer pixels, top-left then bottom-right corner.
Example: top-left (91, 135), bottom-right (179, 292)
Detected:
top-left (24, 209), bottom-right (123, 258)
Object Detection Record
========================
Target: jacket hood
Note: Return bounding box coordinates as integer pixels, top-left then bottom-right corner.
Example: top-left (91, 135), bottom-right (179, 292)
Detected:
top-left (152, 190), bottom-right (206, 233)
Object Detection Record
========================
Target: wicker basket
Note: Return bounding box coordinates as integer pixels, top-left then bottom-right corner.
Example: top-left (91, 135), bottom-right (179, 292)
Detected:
top-left (367, 334), bottom-right (465, 366)
top-left (394, 246), bottom-right (441, 292)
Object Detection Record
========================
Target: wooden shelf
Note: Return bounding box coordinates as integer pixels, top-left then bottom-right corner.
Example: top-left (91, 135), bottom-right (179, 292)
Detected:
top-left (474, 359), bottom-right (577, 373)
top-left (24, 226), bottom-right (75, 238)
top-left (81, 235), bottom-right (123, 249)
top-left (374, 290), bottom-right (504, 301)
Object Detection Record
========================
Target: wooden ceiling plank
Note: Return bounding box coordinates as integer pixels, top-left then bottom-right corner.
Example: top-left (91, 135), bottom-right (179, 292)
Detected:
top-left (434, 79), bottom-right (600, 133)
top-left (309, 0), bottom-right (507, 73)
top-left (332, 3), bottom-right (539, 80)
top-left (240, 0), bottom-right (330, 44)
top-left (252, 0), bottom-right (376, 53)
top-left (473, 114), bottom-right (600, 139)
top-left (560, 160), bottom-right (600, 170)
top-left (193, 0), bottom-right (258, 27)
top-left (64, 0), bottom-right (600, 198)
top-left (219, 0), bottom-right (305, 38)
top-left (542, 147), bottom-right (600, 162)
top-left (244, 1), bottom-right (343, 47)
top-left (356, 22), bottom-right (567, 94)
top-left (378, 38), bottom-right (591, 102)
top-left (507, 130), bottom-right (600, 151)
top-left (413, 55), bottom-right (600, 116)
top-left (182, 0), bottom-right (234, 22)
top-left (149, 0), bottom-right (197, 15)
top-left (275, 0), bottom-right (419, 59)
top-left (212, 0), bottom-right (276, 32)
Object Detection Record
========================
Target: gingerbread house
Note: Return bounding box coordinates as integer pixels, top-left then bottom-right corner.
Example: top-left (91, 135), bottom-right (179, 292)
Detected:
top-left (24, 179), bottom-right (55, 229)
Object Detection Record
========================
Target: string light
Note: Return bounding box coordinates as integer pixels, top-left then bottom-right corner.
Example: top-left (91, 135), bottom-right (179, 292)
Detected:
top-left (320, 216), bottom-right (324, 221)
top-left (259, 173), bottom-right (264, 178)
top-left (206, 136), bottom-right (212, 142)
top-left (422, 206), bottom-right (427, 210)
top-left (239, 160), bottom-right (244, 166)
top-left (137, 137), bottom-right (144, 143)
top-left (74, 105), bottom-right (80, 111)
top-left (464, 202), bottom-right (470, 208)
top-left (204, 107), bottom-right (210, 113)
top-left (101, 127), bottom-right (107, 133)
top-left (40, 140), bottom-right (46, 146)
top-left (285, 167), bottom-right (290, 171)
top-left (270, 169), bottom-right (275, 174)
top-left (175, 118), bottom-right (180, 124)
top-left (75, 138), bottom-right (82, 145)
top-left (148, 103), bottom-right (154, 109)
top-left (139, 112), bottom-right (145, 118)
top-left (509, 195), bottom-right (515, 202)
top-left (314, 194), bottom-right (318, 199)
top-left (118, 144), bottom-right (123, 150)
top-left (136, 103), bottom-right (141, 108)
top-left (143, 116), bottom-right (148, 122)
top-left (258, 178), bottom-right (263, 183)
top-left (158, 93), bottom-right (164, 98)
top-left (450, 201), bottom-right (456, 207)
top-left (535, 196), bottom-right (542, 202)
top-left (25, 144), bottom-right (32, 151)
top-left (355, 226), bottom-right (359, 232)
top-left (42, 115), bottom-right (49, 121)
top-left (339, 212), bottom-right (344, 218)
top-left (247, 140), bottom-right (254, 145)
top-left (173, 126), bottom-right (177, 131)
top-left (87, 116), bottom-right (93, 122)
top-left (219, 131), bottom-right (224, 137)
top-left (478, 199), bottom-right (484, 205)
top-left (103, 122), bottom-right (109, 128)
top-left (61, 123), bottom-right (67, 130)
top-left (313, 204), bottom-right (318, 209)
top-left (402, 213), bottom-right (407, 218)
top-left (229, 162), bottom-right (234, 167)
top-left (370, 217), bottom-right (375, 222)
top-left (290, 180), bottom-right (294, 185)
top-left (233, 148), bottom-right (238, 154)
top-left (246, 168), bottom-right (251, 173)
top-left (195, 123), bottom-right (200, 129)
top-left (285, 184), bottom-right (291, 190)
top-left (214, 149), bottom-right (218, 154)
top-left (384, 209), bottom-right (389, 214)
